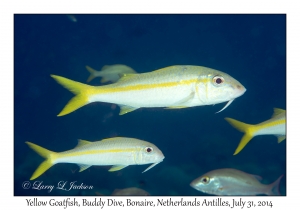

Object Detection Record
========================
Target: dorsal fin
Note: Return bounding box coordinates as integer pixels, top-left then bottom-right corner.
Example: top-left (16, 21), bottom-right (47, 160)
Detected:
top-left (272, 108), bottom-right (286, 117)
top-left (152, 66), bottom-right (173, 73)
top-left (250, 174), bottom-right (263, 181)
top-left (101, 137), bottom-right (123, 143)
top-left (76, 139), bottom-right (91, 148)
top-left (101, 65), bottom-right (110, 71)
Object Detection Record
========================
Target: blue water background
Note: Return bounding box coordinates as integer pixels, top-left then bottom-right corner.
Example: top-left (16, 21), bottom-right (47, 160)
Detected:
top-left (14, 14), bottom-right (286, 196)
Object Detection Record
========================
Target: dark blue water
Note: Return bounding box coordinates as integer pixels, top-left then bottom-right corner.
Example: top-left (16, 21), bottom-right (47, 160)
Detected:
top-left (14, 14), bottom-right (286, 196)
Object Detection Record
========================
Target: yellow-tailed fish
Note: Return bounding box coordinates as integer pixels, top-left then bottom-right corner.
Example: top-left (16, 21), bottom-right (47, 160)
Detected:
top-left (190, 168), bottom-right (283, 196)
top-left (51, 65), bottom-right (246, 116)
top-left (86, 64), bottom-right (136, 83)
top-left (51, 66), bottom-right (246, 116)
top-left (25, 137), bottom-right (164, 180)
top-left (225, 108), bottom-right (286, 155)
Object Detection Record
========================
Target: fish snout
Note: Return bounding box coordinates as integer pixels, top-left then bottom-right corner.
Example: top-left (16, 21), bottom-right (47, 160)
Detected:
top-left (190, 179), bottom-right (198, 189)
top-left (158, 153), bottom-right (165, 162)
top-left (234, 83), bottom-right (246, 98)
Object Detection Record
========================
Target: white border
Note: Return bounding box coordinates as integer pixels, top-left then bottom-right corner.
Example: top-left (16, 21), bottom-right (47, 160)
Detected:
top-left (1, 0), bottom-right (297, 209)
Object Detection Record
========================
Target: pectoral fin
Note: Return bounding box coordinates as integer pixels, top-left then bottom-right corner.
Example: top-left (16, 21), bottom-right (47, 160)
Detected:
top-left (118, 73), bottom-right (137, 82)
top-left (119, 105), bottom-right (139, 115)
top-left (109, 165), bottom-right (128, 172)
top-left (166, 91), bottom-right (194, 109)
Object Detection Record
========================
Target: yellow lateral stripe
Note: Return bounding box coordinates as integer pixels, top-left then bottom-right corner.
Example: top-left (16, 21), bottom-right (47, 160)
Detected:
top-left (93, 78), bottom-right (209, 94)
top-left (253, 119), bottom-right (286, 132)
top-left (59, 148), bottom-right (137, 158)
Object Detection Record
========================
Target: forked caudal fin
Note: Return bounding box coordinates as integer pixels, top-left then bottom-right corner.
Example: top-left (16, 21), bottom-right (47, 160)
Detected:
top-left (25, 142), bottom-right (57, 180)
top-left (86, 66), bottom-right (99, 83)
top-left (51, 75), bottom-right (94, 116)
top-left (224, 117), bottom-right (255, 155)
top-left (266, 175), bottom-right (284, 196)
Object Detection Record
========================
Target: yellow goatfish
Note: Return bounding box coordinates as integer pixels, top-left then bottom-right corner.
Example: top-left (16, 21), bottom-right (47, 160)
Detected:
top-left (51, 65), bottom-right (246, 116)
top-left (86, 64), bottom-right (137, 83)
top-left (26, 137), bottom-right (164, 180)
top-left (225, 108), bottom-right (286, 155)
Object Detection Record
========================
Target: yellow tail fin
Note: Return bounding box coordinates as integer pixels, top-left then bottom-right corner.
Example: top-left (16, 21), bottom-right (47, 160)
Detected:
top-left (25, 142), bottom-right (57, 180)
top-left (224, 118), bottom-right (255, 155)
top-left (86, 66), bottom-right (98, 82)
top-left (51, 75), bottom-right (94, 116)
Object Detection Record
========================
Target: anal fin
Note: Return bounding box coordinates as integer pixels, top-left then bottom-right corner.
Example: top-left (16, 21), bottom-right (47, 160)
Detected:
top-left (77, 164), bottom-right (91, 172)
top-left (108, 165), bottom-right (128, 172)
top-left (165, 106), bottom-right (188, 109)
top-left (119, 105), bottom-right (139, 115)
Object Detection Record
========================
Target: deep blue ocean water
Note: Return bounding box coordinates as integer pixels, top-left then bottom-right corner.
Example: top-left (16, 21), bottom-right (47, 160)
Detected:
top-left (14, 14), bottom-right (286, 196)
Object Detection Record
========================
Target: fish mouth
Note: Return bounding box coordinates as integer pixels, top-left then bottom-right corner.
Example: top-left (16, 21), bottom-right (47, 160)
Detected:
top-left (236, 84), bottom-right (247, 97)
top-left (215, 84), bottom-right (246, 113)
top-left (190, 180), bottom-right (198, 188)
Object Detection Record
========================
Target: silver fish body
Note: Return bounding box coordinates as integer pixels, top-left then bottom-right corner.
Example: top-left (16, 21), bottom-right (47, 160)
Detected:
top-left (26, 137), bottom-right (164, 180)
top-left (190, 168), bottom-right (283, 196)
top-left (112, 187), bottom-right (150, 196)
top-left (51, 65), bottom-right (246, 116)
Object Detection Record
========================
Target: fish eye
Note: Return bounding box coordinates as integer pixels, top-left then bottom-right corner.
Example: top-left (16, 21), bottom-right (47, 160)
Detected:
top-left (145, 147), bottom-right (153, 153)
top-left (201, 176), bottom-right (210, 184)
top-left (213, 76), bottom-right (225, 86)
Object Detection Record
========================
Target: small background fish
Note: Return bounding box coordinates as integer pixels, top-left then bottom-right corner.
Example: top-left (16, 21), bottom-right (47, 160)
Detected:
top-left (190, 168), bottom-right (283, 196)
top-left (14, 14), bottom-right (286, 196)
top-left (86, 64), bottom-right (137, 83)
top-left (66, 15), bottom-right (77, 23)
top-left (111, 187), bottom-right (150, 196)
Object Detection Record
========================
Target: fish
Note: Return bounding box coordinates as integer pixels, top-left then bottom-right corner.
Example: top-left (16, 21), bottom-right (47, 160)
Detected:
top-left (190, 168), bottom-right (283, 196)
top-left (66, 15), bottom-right (77, 22)
top-left (111, 187), bottom-right (150, 196)
top-left (225, 108), bottom-right (286, 155)
top-left (51, 65), bottom-right (246, 116)
top-left (25, 137), bottom-right (164, 180)
top-left (86, 64), bottom-right (137, 83)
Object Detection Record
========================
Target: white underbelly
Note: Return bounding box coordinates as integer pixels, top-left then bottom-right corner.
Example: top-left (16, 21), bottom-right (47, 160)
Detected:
top-left (55, 153), bottom-right (136, 166)
top-left (89, 86), bottom-right (196, 108)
